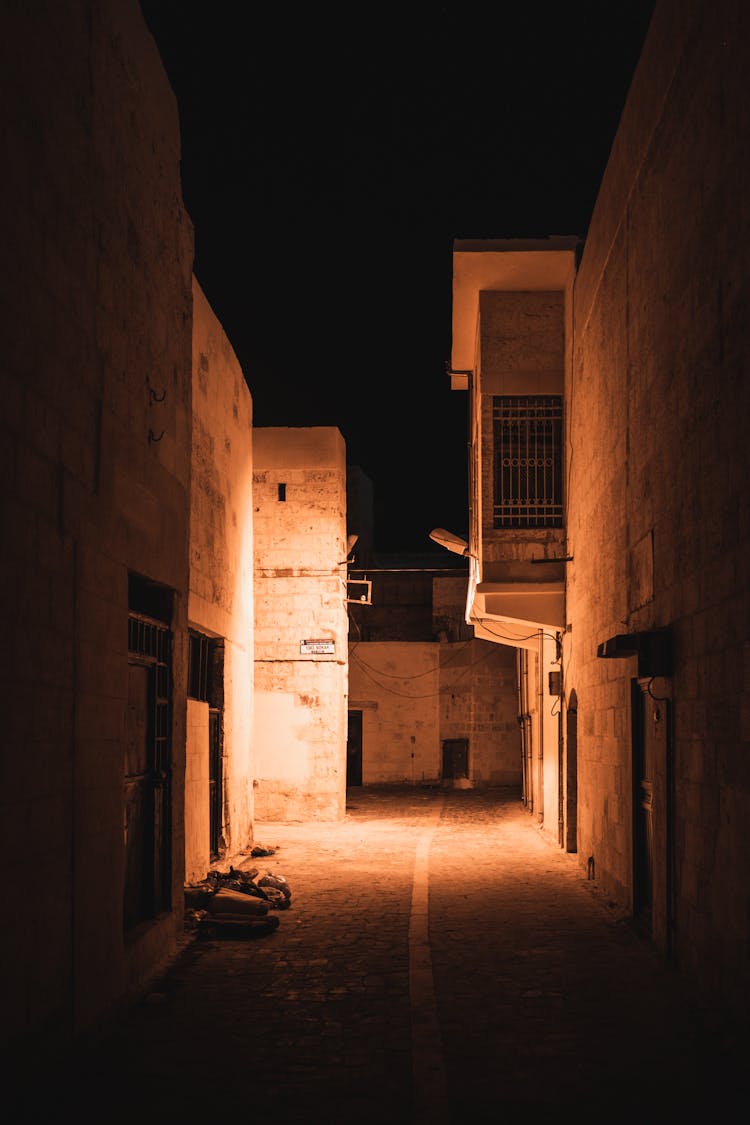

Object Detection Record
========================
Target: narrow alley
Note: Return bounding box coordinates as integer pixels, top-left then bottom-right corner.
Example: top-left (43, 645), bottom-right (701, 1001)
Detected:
top-left (20, 787), bottom-right (744, 1123)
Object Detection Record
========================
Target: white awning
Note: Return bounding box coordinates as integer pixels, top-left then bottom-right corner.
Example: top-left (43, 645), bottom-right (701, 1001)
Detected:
top-left (469, 581), bottom-right (564, 648)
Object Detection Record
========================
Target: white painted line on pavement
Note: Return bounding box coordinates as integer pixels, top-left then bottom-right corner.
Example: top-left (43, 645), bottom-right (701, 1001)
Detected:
top-left (409, 794), bottom-right (449, 1124)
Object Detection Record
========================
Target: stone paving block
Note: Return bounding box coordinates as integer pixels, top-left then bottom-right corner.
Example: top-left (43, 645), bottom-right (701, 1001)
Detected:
top-left (13, 786), bottom-right (748, 1124)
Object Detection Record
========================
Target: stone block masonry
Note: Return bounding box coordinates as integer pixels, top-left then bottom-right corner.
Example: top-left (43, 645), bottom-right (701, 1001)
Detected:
top-left (253, 428), bottom-right (349, 821)
top-left (0, 0), bottom-right (193, 1048)
top-left (565, 0), bottom-right (750, 1017)
top-left (187, 278), bottom-right (255, 881)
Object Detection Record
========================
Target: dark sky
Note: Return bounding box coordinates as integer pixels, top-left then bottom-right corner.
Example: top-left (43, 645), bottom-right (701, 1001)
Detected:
top-left (139, 2), bottom-right (655, 552)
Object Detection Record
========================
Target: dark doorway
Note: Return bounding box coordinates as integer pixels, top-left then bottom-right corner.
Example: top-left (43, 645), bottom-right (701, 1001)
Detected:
top-left (442, 738), bottom-right (469, 780)
top-left (125, 588), bottom-right (172, 932)
top-left (632, 679), bottom-right (655, 934)
top-left (347, 710), bottom-right (363, 786)
top-left (565, 692), bottom-right (578, 852)
top-left (632, 676), bottom-right (674, 952)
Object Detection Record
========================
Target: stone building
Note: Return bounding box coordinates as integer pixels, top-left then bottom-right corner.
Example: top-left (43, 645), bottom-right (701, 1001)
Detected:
top-left (253, 428), bottom-right (349, 821)
top-left (0, 1), bottom-right (256, 1053)
top-left (449, 0), bottom-right (750, 1018)
top-left (347, 558), bottom-right (520, 787)
top-left (450, 240), bottom-right (576, 841)
top-left (6, 0), bottom-right (749, 1062)
top-left (186, 279), bottom-right (255, 883)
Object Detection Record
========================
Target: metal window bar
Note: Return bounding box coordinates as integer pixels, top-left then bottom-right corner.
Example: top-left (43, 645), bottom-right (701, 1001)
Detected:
top-left (128, 611), bottom-right (170, 663)
top-left (126, 609), bottom-right (173, 919)
top-left (493, 396), bottom-right (563, 528)
top-left (128, 611), bottom-right (172, 766)
top-left (188, 630), bottom-right (210, 701)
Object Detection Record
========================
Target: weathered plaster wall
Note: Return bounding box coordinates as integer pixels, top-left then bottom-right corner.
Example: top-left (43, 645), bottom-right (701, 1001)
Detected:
top-left (253, 428), bottom-right (348, 821)
top-left (566, 0), bottom-right (750, 1013)
top-left (187, 278), bottom-right (254, 881)
top-left (0, 0), bottom-right (193, 1047)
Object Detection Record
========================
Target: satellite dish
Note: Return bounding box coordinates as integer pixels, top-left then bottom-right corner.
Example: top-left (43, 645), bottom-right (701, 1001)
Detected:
top-left (429, 528), bottom-right (470, 556)
top-left (340, 533), bottom-right (359, 564)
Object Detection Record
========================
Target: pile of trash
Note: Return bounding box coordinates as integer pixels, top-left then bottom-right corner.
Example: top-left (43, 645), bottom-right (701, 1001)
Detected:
top-left (184, 846), bottom-right (291, 940)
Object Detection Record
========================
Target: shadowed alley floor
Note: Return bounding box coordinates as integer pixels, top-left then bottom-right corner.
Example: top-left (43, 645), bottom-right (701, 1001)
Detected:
top-left (20, 787), bottom-right (746, 1122)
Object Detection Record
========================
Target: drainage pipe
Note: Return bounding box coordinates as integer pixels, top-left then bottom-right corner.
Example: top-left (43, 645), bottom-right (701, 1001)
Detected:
top-left (516, 649), bottom-right (526, 805)
top-left (517, 648), bottom-right (532, 810)
top-left (537, 629), bottom-right (545, 825)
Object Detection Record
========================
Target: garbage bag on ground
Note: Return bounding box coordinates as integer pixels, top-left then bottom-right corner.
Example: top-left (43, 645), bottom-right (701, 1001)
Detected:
top-left (207, 888), bottom-right (270, 916)
top-left (260, 886), bottom-right (290, 910)
top-left (257, 873), bottom-right (291, 900)
top-left (183, 883), bottom-right (216, 909)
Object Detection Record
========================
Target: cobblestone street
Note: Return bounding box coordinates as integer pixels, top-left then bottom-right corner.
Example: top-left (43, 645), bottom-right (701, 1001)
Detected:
top-left (25, 787), bottom-right (745, 1123)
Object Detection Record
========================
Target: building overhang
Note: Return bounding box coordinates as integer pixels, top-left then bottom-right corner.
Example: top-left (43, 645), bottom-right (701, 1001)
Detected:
top-left (451, 238), bottom-right (579, 377)
top-left (597, 628), bottom-right (673, 678)
top-left (469, 580), bottom-right (564, 649)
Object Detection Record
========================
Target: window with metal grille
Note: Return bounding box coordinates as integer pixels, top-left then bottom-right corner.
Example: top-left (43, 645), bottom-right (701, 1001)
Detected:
top-left (493, 395), bottom-right (563, 528)
top-left (126, 608), bottom-right (172, 928)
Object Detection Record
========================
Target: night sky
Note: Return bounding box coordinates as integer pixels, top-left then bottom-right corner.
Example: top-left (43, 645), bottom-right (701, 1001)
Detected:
top-left (139, 2), bottom-right (656, 552)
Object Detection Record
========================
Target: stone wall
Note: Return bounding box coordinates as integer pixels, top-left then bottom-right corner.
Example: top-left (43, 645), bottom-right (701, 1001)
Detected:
top-left (348, 638), bottom-right (520, 786)
top-left (566, 0), bottom-right (750, 1013)
top-left (349, 569), bottom-right (435, 641)
top-left (253, 428), bottom-right (348, 820)
top-left (187, 278), bottom-right (254, 881)
top-left (349, 643), bottom-right (440, 783)
top-left (440, 640), bottom-right (521, 785)
top-left (0, 0), bottom-right (194, 1047)
top-left (432, 575), bottom-right (473, 643)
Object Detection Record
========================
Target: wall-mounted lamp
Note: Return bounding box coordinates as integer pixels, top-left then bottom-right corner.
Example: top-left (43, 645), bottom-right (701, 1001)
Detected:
top-left (429, 528), bottom-right (472, 557)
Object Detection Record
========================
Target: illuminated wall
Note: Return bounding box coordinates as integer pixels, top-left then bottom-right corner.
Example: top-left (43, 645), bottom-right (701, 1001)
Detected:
top-left (253, 428), bottom-right (348, 820)
top-left (450, 241), bottom-right (575, 840)
top-left (565, 0), bottom-right (750, 1015)
top-left (349, 643), bottom-right (440, 783)
top-left (348, 575), bottom-right (520, 786)
top-left (186, 278), bottom-right (254, 881)
top-left (475, 285), bottom-right (569, 834)
top-left (0, 0), bottom-right (193, 1047)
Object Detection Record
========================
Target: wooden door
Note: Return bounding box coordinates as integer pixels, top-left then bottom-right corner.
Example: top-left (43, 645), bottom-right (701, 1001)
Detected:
top-left (347, 710), bottom-right (363, 787)
top-left (442, 738), bottom-right (469, 780)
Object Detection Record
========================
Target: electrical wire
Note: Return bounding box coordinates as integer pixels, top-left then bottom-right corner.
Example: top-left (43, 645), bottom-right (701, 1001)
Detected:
top-left (476, 620), bottom-right (562, 652)
top-left (349, 639), bottom-right (508, 699)
top-left (351, 636), bottom-right (474, 680)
